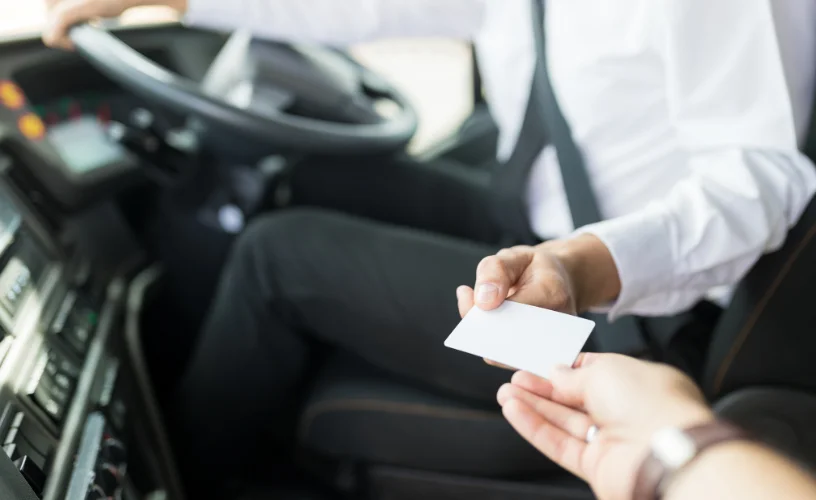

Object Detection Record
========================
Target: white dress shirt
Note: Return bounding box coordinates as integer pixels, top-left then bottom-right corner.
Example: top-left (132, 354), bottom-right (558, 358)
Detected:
top-left (185, 0), bottom-right (816, 319)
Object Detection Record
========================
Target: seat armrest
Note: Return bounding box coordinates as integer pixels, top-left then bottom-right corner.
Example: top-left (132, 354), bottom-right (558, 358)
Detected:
top-left (714, 387), bottom-right (816, 468)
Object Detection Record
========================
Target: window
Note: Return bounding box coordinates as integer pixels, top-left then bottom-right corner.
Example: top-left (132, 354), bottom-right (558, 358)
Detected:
top-left (351, 39), bottom-right (473, 153)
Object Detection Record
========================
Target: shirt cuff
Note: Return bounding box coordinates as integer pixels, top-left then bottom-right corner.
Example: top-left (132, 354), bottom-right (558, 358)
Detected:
top-left (573, 207), bottom-right (675, 322)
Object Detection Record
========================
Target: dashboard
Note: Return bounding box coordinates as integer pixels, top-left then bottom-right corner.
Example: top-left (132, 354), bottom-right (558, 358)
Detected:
top-left (0, 25), bottom-right (231, 500)
top-left (30, 92), bottom-right (139, 177)
top-left (0, 174), bottom-right (98, 499)
top-left (0, 27), bottom-right (226, 211)
top-left (30, 92), bottom-right (124, 126)
top-left (5, 60), bottom-right (143, 177)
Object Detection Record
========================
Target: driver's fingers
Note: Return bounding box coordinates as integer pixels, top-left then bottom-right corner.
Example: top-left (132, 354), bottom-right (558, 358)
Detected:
top-left (474, 246), bottom-right (534, 311)
top-left (456, 286), bottom-right (474, 319)
top-left (498, 383), bottom-right (594, 442)
top-left (44, 0), bottom-right (98, 49)
top-left (502, 398), bottom-right (588, 481)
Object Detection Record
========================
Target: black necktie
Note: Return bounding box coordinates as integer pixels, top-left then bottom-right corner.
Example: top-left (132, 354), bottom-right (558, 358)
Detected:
top-left (492, 0), bottom-right (649, 355)
top-left (493, 0), bottom-right (605, 241)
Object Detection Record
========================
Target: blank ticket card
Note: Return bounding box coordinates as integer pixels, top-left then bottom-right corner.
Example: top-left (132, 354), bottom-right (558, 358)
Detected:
top-left (445, 301), bottom-right (595, 378)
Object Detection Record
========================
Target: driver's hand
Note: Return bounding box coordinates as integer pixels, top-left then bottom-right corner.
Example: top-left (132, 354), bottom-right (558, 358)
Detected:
top-left (456, 243), bottom-right (578, 318)
top-left (457, 233), bottom-right (622, 315)
top-left (43, 0), bottom-right (188, 50)
top-left (499, 353), bottom-right (714, 500)
top-left (457, 234), bottom-right (622, 369)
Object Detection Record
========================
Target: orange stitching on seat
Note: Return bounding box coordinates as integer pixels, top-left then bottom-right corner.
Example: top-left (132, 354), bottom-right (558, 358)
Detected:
top-left (713, 224), bottom-right (816, 395)
top-left (299, 398), bottom-right (502, 441)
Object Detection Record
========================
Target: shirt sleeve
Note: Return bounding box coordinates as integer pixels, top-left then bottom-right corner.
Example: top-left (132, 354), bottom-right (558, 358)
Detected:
top-left (577, 0), bottom-right (816, 320)
top-left (184, 0), bottom-right (488, 46)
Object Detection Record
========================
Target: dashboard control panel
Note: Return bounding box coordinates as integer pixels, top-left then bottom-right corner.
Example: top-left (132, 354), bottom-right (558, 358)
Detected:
top-left (2, 405), bottom-right (52, 496)
top-left (0, 258), bottom-right (32, 318)
top-left (26, 347), bottom-right (81, 425)
top-left (0, 176), bottom-right (106, 499)
top-left (0, 28), bottom-right (235, 499)
top-left (50, 291), bottom-right (97, 358)
top-left (66, 413), bottom-right (128, 500)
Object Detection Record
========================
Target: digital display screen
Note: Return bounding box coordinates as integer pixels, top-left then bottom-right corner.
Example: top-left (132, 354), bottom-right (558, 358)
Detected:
top-left (47, 117), bottom-right (128, 173)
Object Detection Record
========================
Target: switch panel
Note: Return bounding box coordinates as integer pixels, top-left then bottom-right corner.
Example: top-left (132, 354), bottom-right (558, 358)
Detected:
top-left (27, 349), bottom-right (81, 425)
top-left (0, 258), bottom-right (32, 318)
top-left (51, 291), bottom-right (98, 356)
top-left (2, 405), bottom-right (55, 498)
top-left (66, 413), bottom-right (128, 500)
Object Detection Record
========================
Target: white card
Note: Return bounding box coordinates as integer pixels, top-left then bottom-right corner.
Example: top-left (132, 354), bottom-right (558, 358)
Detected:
top-left (444, 301), bottom-right (595, 379)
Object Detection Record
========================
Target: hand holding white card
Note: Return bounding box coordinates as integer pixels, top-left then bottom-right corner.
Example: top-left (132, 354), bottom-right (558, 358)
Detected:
top-left (444, 301), bottom-right (595, 379)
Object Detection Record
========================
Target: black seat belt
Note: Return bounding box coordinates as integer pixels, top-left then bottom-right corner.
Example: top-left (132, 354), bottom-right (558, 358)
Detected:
top-left (493, 0), bottom-right (649, 355)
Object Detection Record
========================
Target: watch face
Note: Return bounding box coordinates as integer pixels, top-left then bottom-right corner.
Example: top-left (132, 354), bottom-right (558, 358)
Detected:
top-left (651, 427), bottom-right (698, 470)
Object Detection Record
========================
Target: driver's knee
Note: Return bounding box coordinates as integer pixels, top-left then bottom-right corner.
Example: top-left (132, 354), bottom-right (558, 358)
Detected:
top-left (225, 208), bottom-right (340, 293)
top-left (236, 208), bottom-right (334, 256)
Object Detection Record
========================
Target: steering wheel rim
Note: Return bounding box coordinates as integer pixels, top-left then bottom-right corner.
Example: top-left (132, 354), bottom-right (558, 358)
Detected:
top-left (69, 24), bottom-right (419, 155)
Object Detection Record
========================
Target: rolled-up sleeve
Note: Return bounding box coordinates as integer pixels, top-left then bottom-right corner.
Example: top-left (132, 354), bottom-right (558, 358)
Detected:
top-left (184, 0), bottom-right (487, 46)
top-left (578, 0), bottom-right (816, 320)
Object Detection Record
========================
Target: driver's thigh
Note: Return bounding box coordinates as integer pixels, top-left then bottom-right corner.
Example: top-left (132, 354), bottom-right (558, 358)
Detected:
top-left (200, 207), bottom-right (510, 403)
top-left (289, 155), bottom-right (502, 244)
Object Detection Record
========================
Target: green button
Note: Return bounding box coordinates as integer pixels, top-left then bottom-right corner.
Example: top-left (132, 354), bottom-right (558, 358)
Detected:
top-left (86, 312), bottom-right (98, 326)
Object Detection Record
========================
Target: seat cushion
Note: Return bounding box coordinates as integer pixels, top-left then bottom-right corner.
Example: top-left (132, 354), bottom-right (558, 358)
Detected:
top-left (297, 354), bottom-right (561, 477)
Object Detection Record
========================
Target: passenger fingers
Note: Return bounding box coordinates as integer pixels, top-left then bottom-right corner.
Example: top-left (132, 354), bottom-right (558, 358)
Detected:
top-left (572, 352), bottom-right (603, 369)
top-left (484, 359), bottom-right (517, 371)
top-left (511, 371), bottom-right (555, 399)
top-left (498, 384), bottom-right (594, 442)
top-left (547, 364), bottom-right (596, 411)
top-left (502, 399), bottom-right (588, 480)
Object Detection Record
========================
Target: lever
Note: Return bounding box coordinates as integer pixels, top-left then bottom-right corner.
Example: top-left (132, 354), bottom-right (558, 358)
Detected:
top-left (108, 108), bottom-right (201, 187)
top-left (14, 455), bottom-right (45, 498)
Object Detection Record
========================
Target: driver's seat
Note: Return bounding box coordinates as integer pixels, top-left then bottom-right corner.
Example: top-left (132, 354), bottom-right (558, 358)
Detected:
top-left (300, 353), bottom-right (553, 476)
top-left (298, 353), bottom-right (588, 499)
top-left (292, 75), bottom-right (816, 500)
top-left (295, 186), bottom-right (816, 500)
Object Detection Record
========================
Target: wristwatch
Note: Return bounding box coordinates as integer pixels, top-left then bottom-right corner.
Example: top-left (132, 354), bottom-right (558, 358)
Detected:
top-left (632, 420), bottom-right (751, 500)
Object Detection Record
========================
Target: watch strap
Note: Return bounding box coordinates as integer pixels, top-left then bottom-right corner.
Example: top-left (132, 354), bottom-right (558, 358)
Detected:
top-left (632, 421), bottom-right (751, 500)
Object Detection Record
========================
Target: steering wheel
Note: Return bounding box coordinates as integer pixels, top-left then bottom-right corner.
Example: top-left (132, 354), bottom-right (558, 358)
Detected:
top-left (69, 25), bottom-right (419, 155)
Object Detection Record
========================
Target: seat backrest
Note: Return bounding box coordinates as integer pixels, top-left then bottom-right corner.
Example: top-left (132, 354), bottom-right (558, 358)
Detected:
top-left (702, 103), bottom-right (816, 399)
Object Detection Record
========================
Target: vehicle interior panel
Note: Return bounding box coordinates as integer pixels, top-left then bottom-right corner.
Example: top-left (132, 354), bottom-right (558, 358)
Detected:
top-left (0, 20), bottom-right (809, 500)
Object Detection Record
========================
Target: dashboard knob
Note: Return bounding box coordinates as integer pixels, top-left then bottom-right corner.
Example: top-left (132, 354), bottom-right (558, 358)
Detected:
top-left (85, 485), bottom-right (106, 500)
top-left (94, 464), bottom-right (119, 495)
top-left (100, 438), bottom-right (127, 469)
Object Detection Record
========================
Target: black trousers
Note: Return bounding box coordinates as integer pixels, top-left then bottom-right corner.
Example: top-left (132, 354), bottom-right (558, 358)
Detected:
top-left (174, 155), bottom-right (520, 481)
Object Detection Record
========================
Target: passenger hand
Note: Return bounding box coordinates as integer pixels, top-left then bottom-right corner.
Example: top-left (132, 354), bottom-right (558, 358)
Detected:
top-left (498, 353), bottom-right (714, 500)
top-left (43, 0), bottom-right (187, 50)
